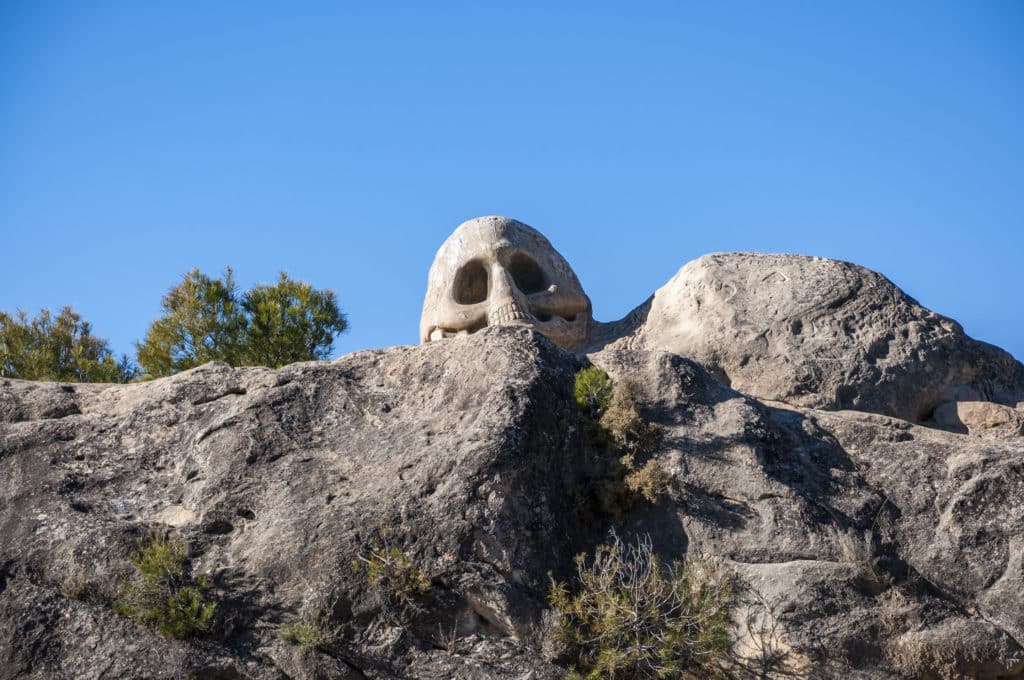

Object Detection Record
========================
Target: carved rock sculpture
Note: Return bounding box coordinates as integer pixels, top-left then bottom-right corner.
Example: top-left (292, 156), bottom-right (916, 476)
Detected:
top-left (420, 216), bottom-right (592, 350)
top-left (423, 218), bottom-right (1024, 426)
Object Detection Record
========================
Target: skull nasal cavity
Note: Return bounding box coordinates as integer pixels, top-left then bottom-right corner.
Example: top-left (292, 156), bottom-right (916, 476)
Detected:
top-left (509, 253), bottom-right (546, 294)
top-left (454, 260), bottom-right (488, 304)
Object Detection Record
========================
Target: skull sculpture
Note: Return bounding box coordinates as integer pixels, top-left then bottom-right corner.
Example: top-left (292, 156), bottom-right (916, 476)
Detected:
top-left (420, 216), bottom-right (593, 350)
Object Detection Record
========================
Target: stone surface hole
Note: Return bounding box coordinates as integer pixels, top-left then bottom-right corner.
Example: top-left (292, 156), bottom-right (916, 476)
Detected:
top-left (508, 253), bottom-right (546, 294)
top-left (203, 520), bottom-right (234, 535)
top-left (454, 260), bottom-right (488, 304)
top-left (236, 508), bottom-right (255, 520)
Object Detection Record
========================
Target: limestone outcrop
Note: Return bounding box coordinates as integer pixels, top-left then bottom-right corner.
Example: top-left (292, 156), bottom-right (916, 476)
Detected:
top-left (2, 326), bottom-right (1023, 679)
top-left (594, 252), bottom-right (1024, 425)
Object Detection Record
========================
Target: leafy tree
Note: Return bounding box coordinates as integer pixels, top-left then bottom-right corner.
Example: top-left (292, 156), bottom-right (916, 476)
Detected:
top-left (137, 268), bottom-right (347, 378)
top-left (0, 306), bottom-right (134, 383)
top-left (136, 268), bottom-right (246, 377)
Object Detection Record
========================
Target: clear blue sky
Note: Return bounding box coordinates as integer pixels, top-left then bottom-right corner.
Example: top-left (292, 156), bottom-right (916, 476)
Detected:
top-left (2, 2), bottom-right (1022, 363)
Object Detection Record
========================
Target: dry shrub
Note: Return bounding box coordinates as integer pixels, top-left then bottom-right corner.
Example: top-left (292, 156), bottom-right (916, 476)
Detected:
top-left (352, 533), bottom-right (430, 619)
top-left (572, 368), bottom-right (671, 522)
top-left (549, 533), bottom-right (733, 679)
top-left (599, 382), bottom-right (660, 457)
top-left (624, 458), bottom-right (671, 505)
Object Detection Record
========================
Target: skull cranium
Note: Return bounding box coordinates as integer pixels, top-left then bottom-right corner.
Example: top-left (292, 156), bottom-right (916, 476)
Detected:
top-left (420, 216), bottom-right (593, 350)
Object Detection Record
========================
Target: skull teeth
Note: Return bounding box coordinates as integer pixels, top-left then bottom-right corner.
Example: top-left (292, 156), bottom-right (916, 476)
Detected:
top-left (489, 302), bottom-right (532, 325)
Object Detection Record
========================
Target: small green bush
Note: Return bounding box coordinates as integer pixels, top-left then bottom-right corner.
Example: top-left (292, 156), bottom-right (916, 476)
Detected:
top-left (353, 537), bottom-right (430, 616)
top-left (549, 534), bottom-right (733, 679)
top-left (572, 368), bottom-right (670, 522)
top-left (114, 532), bottom-right (216, 639)
top-left (279, 611), bottom-right (336, 651)
top-left (574, 366), bottom-right (614, 418)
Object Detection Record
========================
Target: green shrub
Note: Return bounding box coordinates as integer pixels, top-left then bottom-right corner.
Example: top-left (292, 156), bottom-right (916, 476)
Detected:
top-left (279, 611), bottom-right (336, 651)
top-left (574, 366), bottom-right (614, 418)
top-left (114, 532), bottom-right (216, 639)
top-left (549, 534), bottom-right (733, 679)
top-left (572, 368), bottom-right (670, 522)
top-left (352, 537), bottom-right (430, 616)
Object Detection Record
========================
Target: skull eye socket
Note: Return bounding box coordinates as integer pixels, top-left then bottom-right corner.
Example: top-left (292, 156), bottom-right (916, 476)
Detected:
top-left (509, 253), bottom-right (546, 295)
top-left (454, 260), bottom-right (489, 305)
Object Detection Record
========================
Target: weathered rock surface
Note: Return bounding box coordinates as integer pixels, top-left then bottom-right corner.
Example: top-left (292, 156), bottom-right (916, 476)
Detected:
top-left (2, 325), bottom-right (1023, 679)
top-left (593, 252), bottom-right (1024, 423)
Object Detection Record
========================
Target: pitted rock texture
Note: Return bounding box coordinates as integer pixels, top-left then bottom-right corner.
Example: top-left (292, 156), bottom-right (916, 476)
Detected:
top-left (595, 252), bottom-right (1024, 423)
top-left (1, 327), bottom-right (1023, 679)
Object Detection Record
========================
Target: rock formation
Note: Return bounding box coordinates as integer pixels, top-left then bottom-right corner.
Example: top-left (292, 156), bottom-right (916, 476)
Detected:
top-left (2, 218), bottom-right (1023, 679)
top-left (593, 251), bottom-right (1024, 425)
top-left (423, 217), bottom-right (1023, 428)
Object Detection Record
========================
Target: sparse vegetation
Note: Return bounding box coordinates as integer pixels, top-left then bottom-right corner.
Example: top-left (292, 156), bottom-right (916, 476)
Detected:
top-left (572, 367), bottom-right (670, 522)
top-left (59, 571), bottom-right (92, 601)
top-left (59, 570), bottom-right (114, 605)
top-left (114, 532), bottom-right (216, 639)
top-left (549, 533), bottom-right (734, 679)
top-left (279, 610), bottom-right (336, 651)
top-left (352, 534), bottom-right (430, 616)
top-left (623, 458), bottom-right (671, 505)
top-left (599, 382), bottom-right (660, 456)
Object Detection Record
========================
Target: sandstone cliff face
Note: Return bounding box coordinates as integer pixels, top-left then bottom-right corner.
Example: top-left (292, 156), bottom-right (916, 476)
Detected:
top-left (2, 254), bottom-right (1024, 679)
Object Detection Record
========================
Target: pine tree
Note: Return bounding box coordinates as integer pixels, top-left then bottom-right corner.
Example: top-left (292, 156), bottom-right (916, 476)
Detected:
top-left (136, 268), bottom-right (347, 378)
top-left (241, 272), bottom-right (348, 368)
top-left (0, 307), bottom-right (134, 383)
top-left (136, 268), bottom-right (246, 378)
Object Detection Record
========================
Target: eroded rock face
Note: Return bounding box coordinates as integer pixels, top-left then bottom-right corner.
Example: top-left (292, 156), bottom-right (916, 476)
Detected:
top-left (2, 328), bottom-right (1023, 679)
top-left (420, 216), bottom-right (593, 350)
top-left (597, 252), bottom-right (1024, 423)
top-left (0, 330), bottom-right (585, 679)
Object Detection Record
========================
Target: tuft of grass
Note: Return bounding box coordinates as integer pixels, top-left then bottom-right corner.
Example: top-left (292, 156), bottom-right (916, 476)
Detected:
top-left (279, 611), bottom-right (336, 651)
top-left (61, 571), bottom-right (103, 603)
top-left (549, 533), bottom-right (733, 679)
top-left (352, 534), bottom-right (430, 618)
top-left (113, 532), bottom-right (216, 639)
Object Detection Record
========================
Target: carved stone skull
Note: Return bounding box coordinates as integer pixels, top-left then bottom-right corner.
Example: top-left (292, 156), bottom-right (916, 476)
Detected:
top-left (420, 216), bottom-right (593, 350)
